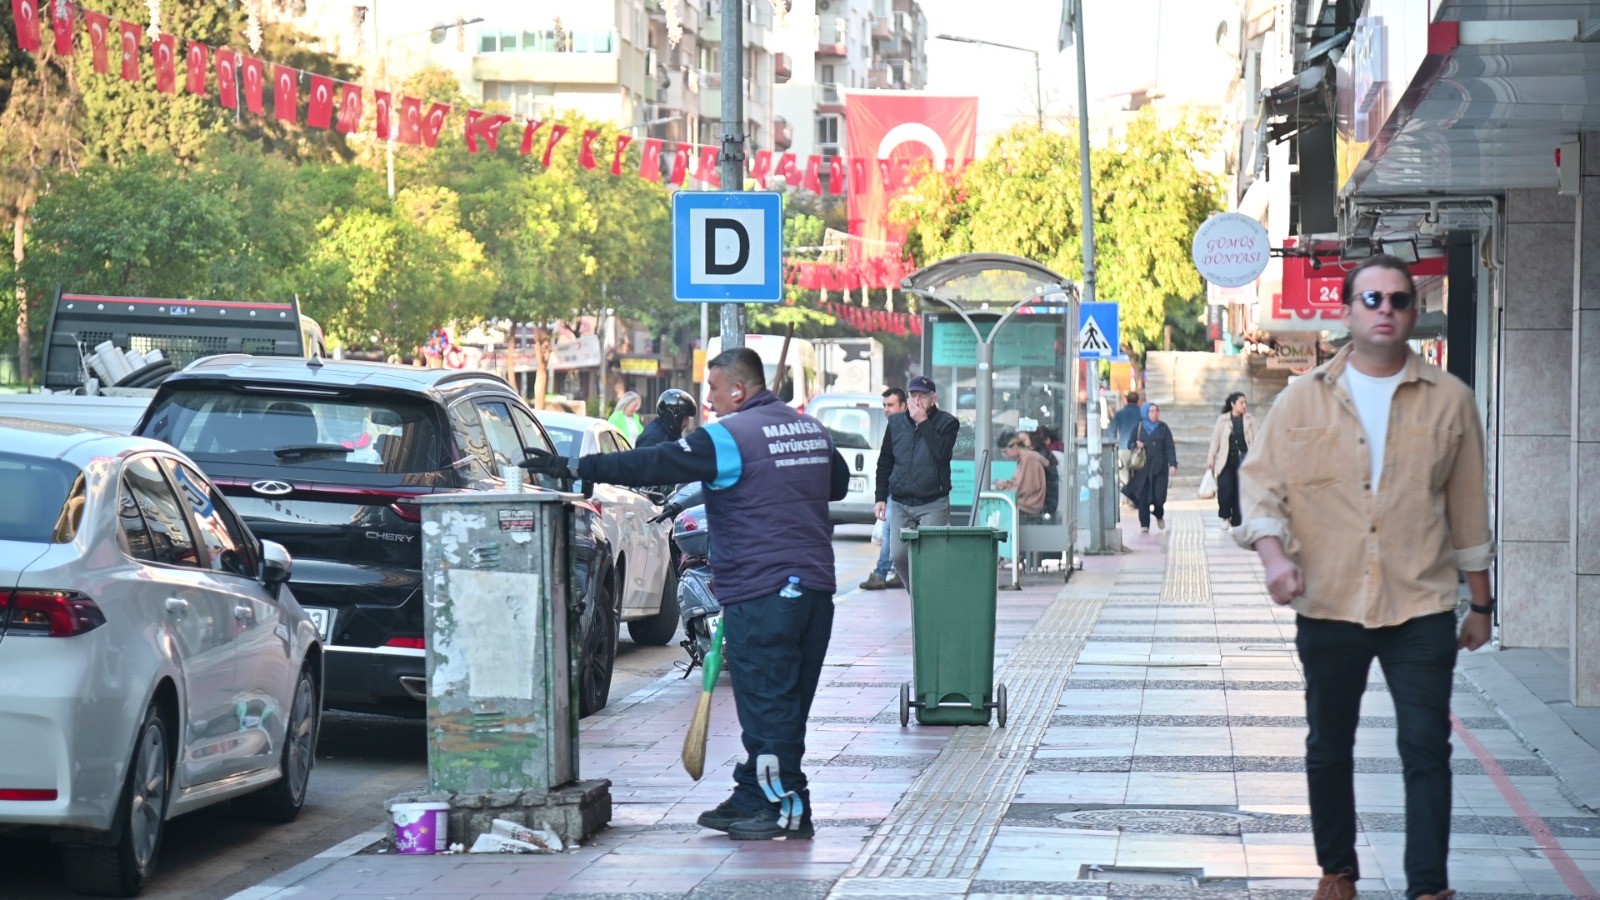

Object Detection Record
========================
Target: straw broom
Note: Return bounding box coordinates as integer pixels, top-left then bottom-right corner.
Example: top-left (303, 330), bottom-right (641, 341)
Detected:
top-left (682, 616), bottom-right (725, 780)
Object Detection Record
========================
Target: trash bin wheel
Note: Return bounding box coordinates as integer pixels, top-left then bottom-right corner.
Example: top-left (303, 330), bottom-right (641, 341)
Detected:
top-left (995, 683), bottom-right (1008, 728)
top-left (898, 682), bottom-right (911, 727)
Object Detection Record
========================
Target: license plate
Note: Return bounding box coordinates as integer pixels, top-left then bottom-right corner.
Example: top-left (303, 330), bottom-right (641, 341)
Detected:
top-left (848, 476), bottom-right (867, 493)
top-left (303, 606), bottom-right (333, 640)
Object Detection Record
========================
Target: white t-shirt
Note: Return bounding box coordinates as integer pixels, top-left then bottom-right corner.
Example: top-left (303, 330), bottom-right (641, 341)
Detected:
top-left (1341, 365), bottom-right (1405, 493)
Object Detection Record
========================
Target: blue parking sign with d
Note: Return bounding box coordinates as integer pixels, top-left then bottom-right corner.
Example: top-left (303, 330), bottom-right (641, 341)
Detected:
top-left (672, 191), bottom-right (784, 303)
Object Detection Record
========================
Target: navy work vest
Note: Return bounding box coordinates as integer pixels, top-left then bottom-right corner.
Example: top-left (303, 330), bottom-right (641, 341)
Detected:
top-left (699, 391), bottom-right (836, 604)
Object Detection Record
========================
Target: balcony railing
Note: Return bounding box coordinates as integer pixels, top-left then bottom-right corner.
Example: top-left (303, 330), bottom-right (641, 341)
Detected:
top-left (817, 39), bottom-right (847, 58)
top-left (773, 116), bottom-right (793, 151)
top-left (815, 82), bottom-right (843, 106)
top-left (774, 52), bottom-right (791, 83)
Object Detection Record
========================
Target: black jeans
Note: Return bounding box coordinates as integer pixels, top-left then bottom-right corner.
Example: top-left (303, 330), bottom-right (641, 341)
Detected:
top-left (1296, 612), bottom-right (1458, 899)
top-left (722, 588), bottom-right (835, 820)
top-left (1216, 456), bottom-right (1242, 526)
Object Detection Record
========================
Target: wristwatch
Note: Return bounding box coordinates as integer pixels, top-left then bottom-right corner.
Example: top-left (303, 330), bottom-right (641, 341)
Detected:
top-left (1469, 598), bottom-right (1496, 616)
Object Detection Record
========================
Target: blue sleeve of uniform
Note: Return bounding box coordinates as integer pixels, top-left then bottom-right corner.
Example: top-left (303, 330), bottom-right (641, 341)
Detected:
top-left (701, 422), bottom-right (742, 490)
top-left (575, 427), bottom-right (719, 487)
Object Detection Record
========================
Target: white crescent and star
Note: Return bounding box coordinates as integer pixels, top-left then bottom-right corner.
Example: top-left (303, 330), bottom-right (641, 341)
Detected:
top-left (876, 122), bottom-right (950, 168)
top-left (19, 0), bottom-right (35, 28)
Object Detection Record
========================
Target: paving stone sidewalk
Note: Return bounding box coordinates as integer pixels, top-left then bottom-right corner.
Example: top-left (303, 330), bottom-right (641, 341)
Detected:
top-left (237, 506), bottom-right (1600, 900)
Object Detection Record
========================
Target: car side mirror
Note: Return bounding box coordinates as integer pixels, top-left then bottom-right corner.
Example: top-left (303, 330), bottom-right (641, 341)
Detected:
top-left (261, 540), bottom-right (293, 592)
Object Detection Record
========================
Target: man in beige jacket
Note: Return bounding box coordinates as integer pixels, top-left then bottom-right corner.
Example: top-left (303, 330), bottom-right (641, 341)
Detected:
top-left (1235, 254), bottom-right (1492, 900)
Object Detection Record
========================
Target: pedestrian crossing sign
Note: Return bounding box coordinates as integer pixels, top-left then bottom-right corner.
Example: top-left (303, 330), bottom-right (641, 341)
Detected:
top-left (1078, 302), bottom-right (1119, 359)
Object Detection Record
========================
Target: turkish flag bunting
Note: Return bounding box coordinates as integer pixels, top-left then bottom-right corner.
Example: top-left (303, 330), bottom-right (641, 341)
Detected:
top-left (518, 119), bottom-right (544, 155)
top-left (306, 75), bottom-right (335, 129)
top-left (638, 138), bottom-right (663, 181)
top-left (185, 42), bottom-right (207, 94)
top-left (152, 34), bottom-right (177, 93)
top-left (803, 155), bottom-right (822, 194)
top-left (849, 157), bottom-right (868, 188)
top-left (798, 263), bottom-right (822, 291)
top-left (578, 129), bottom-right (600, 169)
top-left (272, 65), bottom-right (298, 122)
top-left (827, 156), bottom-right (847, 195)
top-left (420, 102), bottom-right (450, 148)
top-left (396, 96), bottom-right (422, 145)
top-left (118, 21), bottom-right (141, 82)
top-left (84, 10), bottom-right (110, 72)
top-left (541, 123), bottom-right (569, 167)
top-left (610, 135), bottom-right (633, 175)
top-left (667, 143), bottom-right (690, 186)
top-left (50, 0), bottom-right (72, 56)
top-left (334, 83), bottom-right (362, 133)
top-left (215, 48), bottom-right (238, 109)
top-left (11, 0), bottom-right (42, 53)
top-left (464, 109), bottom-right (511, 153)
top-left (374, 91), bottom-right (392, 140)
top-left (695, 146), bottom-right (720, 187)
top-left (240, 56), bottom-right (265, 114)
top-left (876, 159), bottom-right (894, 191)
top-left (775, 152), bottom-right (800, 187)
top-left (748, 150), bottom-right (772, 189)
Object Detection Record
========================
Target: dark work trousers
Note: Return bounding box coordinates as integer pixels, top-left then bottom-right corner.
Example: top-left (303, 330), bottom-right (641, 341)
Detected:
top-left (1296, 612), bottom-right (1458, 899)
top-left (721, 587), bottom-right (836, 821)
top-left (1216, 455), bottom-right (1242, 526)
top-left (1137, 468), bottom-right (1170, 528)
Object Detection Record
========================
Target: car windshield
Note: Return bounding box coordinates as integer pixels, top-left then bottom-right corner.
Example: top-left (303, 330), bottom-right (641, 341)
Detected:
top-left (814, 404), bottom-right (884, 450)
top-left (0, 452), bottom-right (83, 543)
top-left (544, 426), bottom-right (582, 457)
top-left (141, 389), bottom-right (445, 478)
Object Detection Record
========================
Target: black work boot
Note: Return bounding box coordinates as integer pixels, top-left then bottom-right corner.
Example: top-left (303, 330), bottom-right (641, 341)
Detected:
top-left (727, 808), bottom-right (815, 841)
top-left (695, 799), bottom-right (744, 833)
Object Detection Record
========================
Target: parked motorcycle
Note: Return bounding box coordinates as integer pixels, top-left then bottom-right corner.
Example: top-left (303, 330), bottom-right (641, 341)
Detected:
top-left (649, 482), bottom-right (720, 673)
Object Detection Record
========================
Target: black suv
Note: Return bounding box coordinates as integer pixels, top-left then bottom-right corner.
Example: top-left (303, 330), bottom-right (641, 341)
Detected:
top-left (134, 356), bottom-right (620, 717)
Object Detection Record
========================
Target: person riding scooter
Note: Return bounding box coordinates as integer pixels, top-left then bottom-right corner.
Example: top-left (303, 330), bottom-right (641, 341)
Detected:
top-left (636, 388), bottom-right (697, 448)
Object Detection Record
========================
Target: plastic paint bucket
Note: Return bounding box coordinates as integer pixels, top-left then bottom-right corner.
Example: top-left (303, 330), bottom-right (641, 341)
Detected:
top-left (390, 802), bottom-right (450, 854)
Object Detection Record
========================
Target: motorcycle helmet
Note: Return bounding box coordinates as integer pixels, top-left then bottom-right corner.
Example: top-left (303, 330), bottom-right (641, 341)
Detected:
top-left (656, 388), bottom-right (697, 433)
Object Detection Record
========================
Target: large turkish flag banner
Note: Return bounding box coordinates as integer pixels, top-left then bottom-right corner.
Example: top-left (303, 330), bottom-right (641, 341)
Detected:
top-left (843, 92), bottom-right (978, 259)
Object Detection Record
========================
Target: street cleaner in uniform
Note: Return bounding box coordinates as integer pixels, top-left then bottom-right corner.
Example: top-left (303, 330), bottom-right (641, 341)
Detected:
top-left (521, 348), bottom-right (849, 840)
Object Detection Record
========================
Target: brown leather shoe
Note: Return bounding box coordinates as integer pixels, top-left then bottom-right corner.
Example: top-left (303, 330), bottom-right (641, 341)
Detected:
top-left (1416, 892), bottom-right (1456, 900)
top-left (1313, 870), bottom-right (1357, 900)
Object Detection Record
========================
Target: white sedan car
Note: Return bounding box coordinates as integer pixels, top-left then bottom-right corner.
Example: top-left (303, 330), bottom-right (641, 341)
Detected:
top-left (0, 419), bottom-right (322, 897)
top-left (533, 411), bottom-right (678, 646)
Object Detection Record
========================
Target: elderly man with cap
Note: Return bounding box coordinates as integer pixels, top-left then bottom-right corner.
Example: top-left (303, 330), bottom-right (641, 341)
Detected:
top-left (874, 374), bottom-right (960, 591)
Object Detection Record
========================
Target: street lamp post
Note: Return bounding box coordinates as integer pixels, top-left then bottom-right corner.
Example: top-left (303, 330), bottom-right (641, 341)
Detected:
top-left (376, 15), bottom-right (487, 198)
top-left (934, 33), bottom-right (1042, 128)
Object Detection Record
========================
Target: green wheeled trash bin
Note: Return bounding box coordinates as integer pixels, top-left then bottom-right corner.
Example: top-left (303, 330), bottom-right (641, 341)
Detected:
top-left (898, 526), bottom-right (1009, 727)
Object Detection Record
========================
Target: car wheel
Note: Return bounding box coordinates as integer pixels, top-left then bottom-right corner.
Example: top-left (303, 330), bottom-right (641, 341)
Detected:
top-left (578, 574), bottom-right (618, 717)
top-left (64, 704), bottom-right (172, 897)
top-left (234, 666), bottom-right (320, 823)
top-left (627, 567), bottom-right (680, 646)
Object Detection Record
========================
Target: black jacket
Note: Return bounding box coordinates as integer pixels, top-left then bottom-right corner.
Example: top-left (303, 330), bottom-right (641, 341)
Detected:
top-left (1127, 421), bottom-right (1178, 471)
top-left (634, 417), bottom-right (677, 449)
top-left (875, 407), bottom-right (960, 506)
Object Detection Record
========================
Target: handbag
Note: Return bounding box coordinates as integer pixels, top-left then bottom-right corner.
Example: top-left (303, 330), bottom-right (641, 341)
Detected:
top-left (1128, 445), bottom-right (1147, 472)
top-left (1197, 468), bottom-right (1217, 500)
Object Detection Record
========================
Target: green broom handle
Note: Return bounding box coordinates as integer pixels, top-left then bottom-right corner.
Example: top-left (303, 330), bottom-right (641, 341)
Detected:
top-left (701, 615), bottom-right (725, 692)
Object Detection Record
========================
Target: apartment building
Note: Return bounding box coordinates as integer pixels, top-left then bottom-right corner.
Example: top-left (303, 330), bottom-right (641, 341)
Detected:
top-left (773, 0), bottom-right (930, 160)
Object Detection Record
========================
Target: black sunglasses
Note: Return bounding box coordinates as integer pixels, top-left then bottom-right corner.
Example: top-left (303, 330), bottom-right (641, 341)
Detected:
top-left (1356, 289), bottom-right (1415, 311)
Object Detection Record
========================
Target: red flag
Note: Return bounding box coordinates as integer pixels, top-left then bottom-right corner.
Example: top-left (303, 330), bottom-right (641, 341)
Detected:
top-left (876, 159), bottom-right (894, 190)
top-left (215, 48), bottom-right (237, 109)
top-left (374, 91), bottom-right (392, 140)
top-left (798, 262), bottom-right (822, 291)
top-left (420, 102), bottom-right (450, 148)
top-left (518, 119), bottom-right (544, 156)
top-left (803, 155), bottom-right (823, 194)
top-left (272, 65), bottom-right (298, 122)
top-left (334, 83), bottom-right (362, 133)
top-left (241, 56), bottom-right (265, 114)
top-left (542, 123), bottom-right (569, 167)
top-left (668, 143), bottom-right (690, 185)
top-left (463, 109), bottom-right (510, 153)
top-left (610, 134), bottom-right (633, 175)
top-left (827, 156), bottom-right (847, 195)
top-left (638, 138), bottom-right (663, 181)
top-left (84, 10), bottom-right (110, 72)
top-left (748, 150), bottom-right (772, 189)
top-left (578, 129), bottom-right (600, 169)
top-left (695, 146), bottom-right (721, 187)
top-left (775, 152), bottom-right (801, 186)
top-left (185, 42), bottom-right (207, 94)
top-left (152, 34), bottom-right (177, 93)
top-left (50, 0), bottom-right (72, 56)
top-left (306, 75), bottom-right (335, 129)
top-left (118, 21), bottom-right (141, 82)
top-left (845, 93), bottom-right (979, 256)
top-left (396, 96), bottom-right (422, 145)
top-left (11, 0), bottom-right (42, 53)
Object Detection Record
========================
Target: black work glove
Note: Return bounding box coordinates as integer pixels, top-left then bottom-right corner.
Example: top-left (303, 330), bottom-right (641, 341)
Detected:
top-left (519, 448), bottom-right (577, 481)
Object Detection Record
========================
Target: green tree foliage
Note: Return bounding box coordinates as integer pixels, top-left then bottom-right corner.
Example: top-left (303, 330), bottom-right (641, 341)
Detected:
top-left (891, 110), bottom-right (1222, 356)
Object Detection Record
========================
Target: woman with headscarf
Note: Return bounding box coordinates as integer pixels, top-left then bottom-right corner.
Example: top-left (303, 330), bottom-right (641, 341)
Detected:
top-left (608, 391), bottom-right (644, 444)
top-left (1124, 402), bottom-right (1177, 533)
top-left (1205, 392), bottom-right (1256, 533)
